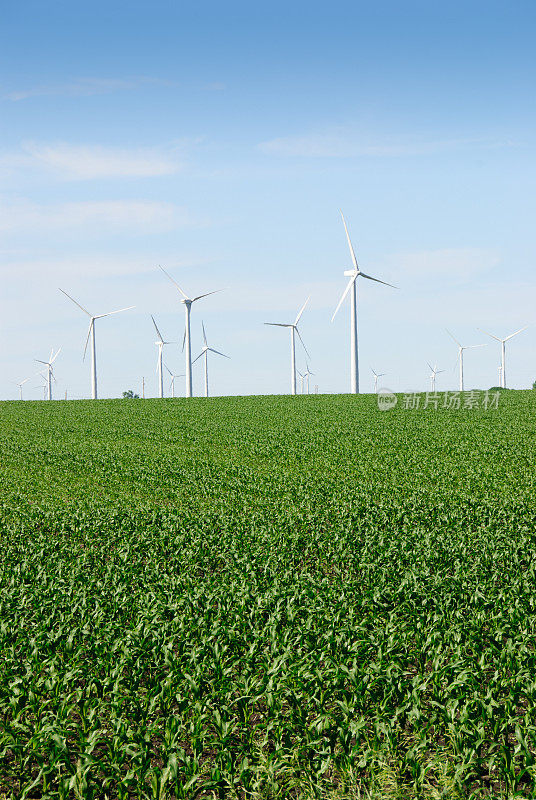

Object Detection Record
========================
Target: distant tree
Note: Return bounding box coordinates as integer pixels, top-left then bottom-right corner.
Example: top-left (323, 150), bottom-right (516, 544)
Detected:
top-left (122, 390), bottom-right (140, 399)
top-left (533, 380), bottom-right (536, 390)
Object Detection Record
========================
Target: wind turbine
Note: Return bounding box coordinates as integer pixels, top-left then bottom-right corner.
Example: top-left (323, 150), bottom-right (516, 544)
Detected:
top-left (265, 297), bottom-right (309, 395)
top-left (165, 365), bottom-right (184, 398)
top-left (371, 367), bottom-right (385, 394)
top-left (332, 212), bottom-right (397, 394)
top-left (446, 331), bottom-right (486, 391)
top-left (151, 315), bottom-right (174, 398)
top-left (296, 369), bottom-right (305, 394)
top-left (158, 266), bottom-right (223, 398)
top-left (59, 289), bottom-right (134, 399)
top-left (192, 322), bottom-right (230, 398)
top-left (477, 326), bottom-right (529, 388)
top-left (427, 362), bottom-right (444, 393)
top-left (14, 378), bottom-right (30, 400)
top-left (304, 363), bottom-right (314, 394)
top-left (34, 348), bottom-right (61, 400)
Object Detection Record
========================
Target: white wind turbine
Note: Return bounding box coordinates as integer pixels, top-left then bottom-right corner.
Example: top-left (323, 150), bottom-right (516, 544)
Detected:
top-left (34, 348), bottom-right (61, 401)
top-left (446, 330), bottom-right (486, 391)
top-left (332, 212), bottom-right (397, 394)
top-left (151, 315), bottom-right (175, 398)
top-left (304, 363), bottom-right (314, 394)
top-left (371, 367), bottom-right (385, 394)
top-left (158, 266), bottom-right (223, 399)
top-left (192, 322), bottom-right (230, 398)
top-left (265, 297), bottom-right (309, 395)
top-left (427, 362), bottom-right (444, 393)
top-left (14, 378), bottom-right (30, 400)
top-left (59, 289), bottom-right (134, 399)
top-left (477, 325), bottom-right (529, 388)
top-left (165, 365), bottom-right (184, 398)
top-left (296, 369), bottom-right (305, 394)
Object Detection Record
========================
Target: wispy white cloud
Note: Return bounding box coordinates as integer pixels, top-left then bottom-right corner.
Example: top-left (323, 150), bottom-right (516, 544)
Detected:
top-left (0, 198), bottom-right (192, 236)
top-left (1, 141), bottom-right (183, 180)
top-left (3, 76), bottom-right (172, 101)
top-left (259, 130), bottom-right (512, 158)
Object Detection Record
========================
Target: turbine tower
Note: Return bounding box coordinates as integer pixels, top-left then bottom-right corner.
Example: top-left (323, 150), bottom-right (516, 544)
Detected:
top-left (15, 378), bottom-right (30, 400)
top-left (477, 326), bottom-right (529, 388)
top-left (192, 322), bottom-right (230, 398)
top-left (446, 331), bottom-right (486, 391)
top-left (371, 367), bottom-right (385, 394)
top-left (297, 369), bottom-right (305, 394)
top-left (151, 315), bottom-right (174, 398)
top-left (265, 298), bottom-right (309, 395)
top-left (34, 348), bottom-right (61, 401)
top-left (332, 212), bottom-right (396, 394)
top-left (165, 365), bottom-right (184, 398)
top-left (158, 266), bottom-right (222, 398)
top-left (427, 362), bottom-right (444, 392)
top-left (59, 289), bottom-right (134, 399)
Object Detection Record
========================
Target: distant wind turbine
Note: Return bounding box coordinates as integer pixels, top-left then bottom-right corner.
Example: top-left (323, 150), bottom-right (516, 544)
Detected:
top-left (304, 363), bottom-right (314, 394)
top-left (477, 325), bottom-right (529, 388)
top-left (165, 365), bottom-right (184, 398)
top-left (296, 369), bottom-right (305, 394)
top-left (446, 331), bottom-right (486, 391)
top-left (427, 362), bottom-right (444, 393)
top-left (34, 348), bottom-right (61, 401)
top-left (158, 266), bottom-right (223, 398)
top-left (151, 315), bottom-right (175, 398)
top-left (59, 289), bottom-right (134, 399)
top-left (265, 297), bottom-right (309, 395)
top-left (14, 378), bottom-right (30, 400)
top-left (371, 367), bottom-right (385, 394)
top-left (192, 322), bottom-right (230, 398)
top-left (332, 211), bottom-right (397, 394)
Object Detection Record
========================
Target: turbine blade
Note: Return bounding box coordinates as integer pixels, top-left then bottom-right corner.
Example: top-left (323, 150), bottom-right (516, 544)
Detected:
top-left (83, 320), bottom-right (94, 361)
top-left (294, 296), bottom-right (309, 326)
top-left (191, 351), bottom-right (204, 364)
top-left (446, 329), bottom-right (462, 348)
top-left (331, 276), bottom-right (355, 322)
top-left (95, 306), bottom-right (135, 319)
top-left (151, 314), bottom-right (165, 343)
top-left (426, 361), bottom-right (434, 372)
top-left (164, 364), bottom-right (173, 376)
top-left (58, 288), bottom-right (92, 316)
top-left (208, 347), bottom-right (230, 359)
top-left (504, 324), bottom-right (529, 341)
top-left (477, 327), bottom-right (501, 342)
top-left (34, 359), bottom-right (48, 365)
top-left (340, 210), bottom-right (359, 270)
top-left (192, 289), bottom-right (224, 302)
top-left (465, 344), bottom-right (487, 349)
top-left (182, 327), bottom-right (186, 352)
top-left (264, 322), bottom-right (291, 327)
top-left (202, 321), bottom-right (207, 346)
top-left (50, 347), bottom-right (61, 364)
top-left (158, 265), bottom-right (189, 300)
top-left (295, 326), bottom-right (310, 358)
top-left (359, 271), bottom-right (398, 289)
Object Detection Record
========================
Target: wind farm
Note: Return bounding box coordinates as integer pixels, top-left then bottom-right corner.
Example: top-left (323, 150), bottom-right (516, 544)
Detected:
top-left (6, 226), bottom-right (534, 400)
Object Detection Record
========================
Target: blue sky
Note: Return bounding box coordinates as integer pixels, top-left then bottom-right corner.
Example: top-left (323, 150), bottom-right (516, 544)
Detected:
top-left (1, 0), bottom-right (535, 398)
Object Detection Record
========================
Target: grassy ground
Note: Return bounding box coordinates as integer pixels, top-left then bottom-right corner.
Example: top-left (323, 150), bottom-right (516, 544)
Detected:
top-left (1, 392), bottom-right (535, 799)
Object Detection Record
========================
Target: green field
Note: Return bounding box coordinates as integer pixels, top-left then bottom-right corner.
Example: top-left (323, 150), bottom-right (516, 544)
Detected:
top-left (1, 392), bottom-right (536, 799)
